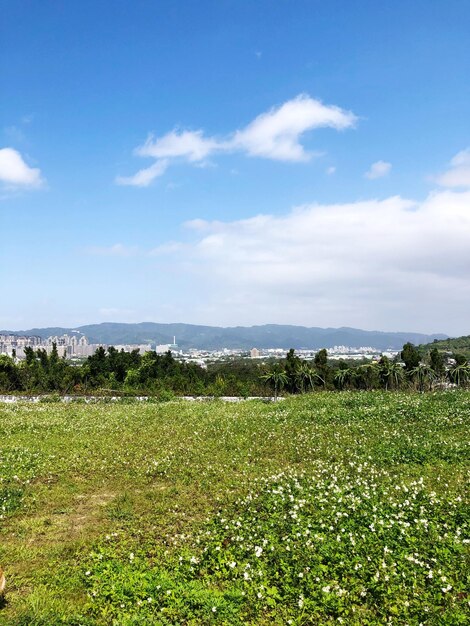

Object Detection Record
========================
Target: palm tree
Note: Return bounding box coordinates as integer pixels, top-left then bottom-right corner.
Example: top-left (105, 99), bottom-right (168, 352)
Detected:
top-left (334, 368), bottom-right (354, 390)
top-left (380, 361), bottom-right (404, 390)
top-left (294, 362), bottom-right (308, 393)
top-left (261, 366), bottom-right (288, 401)
top-left (356, 363), bottom-right (379, 391)
top-left (447, 363), bottom-right (470, 387)
top-left (409, 364), bottom-right (435, 392)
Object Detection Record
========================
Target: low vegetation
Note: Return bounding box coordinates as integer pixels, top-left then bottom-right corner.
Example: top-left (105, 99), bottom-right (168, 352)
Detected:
top-left (0, 392), bottom-right (468, 624)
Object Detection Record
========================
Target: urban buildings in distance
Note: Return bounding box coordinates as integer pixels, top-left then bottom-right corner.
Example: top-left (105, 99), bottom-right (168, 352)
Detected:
top-left (0, 333), bottom-right (151, 360)
top-left (0, 332), bottom-right (399, 363)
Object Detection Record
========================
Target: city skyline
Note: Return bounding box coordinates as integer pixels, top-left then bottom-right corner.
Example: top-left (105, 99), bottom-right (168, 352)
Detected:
top-left (0, 331), bottom-right (401, 363)
top-left (2, 2), bottom-right (470, 335)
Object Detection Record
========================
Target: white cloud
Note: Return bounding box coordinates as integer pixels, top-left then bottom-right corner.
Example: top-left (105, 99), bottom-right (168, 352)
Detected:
top-left (232, 95), bottom-right (356, 162)
top-left (149, 241), bottom-right (184, 256)
top-left (115, 159), bottom-right (168, 187)
top-left (152, 188), bottom-right (470, 331)
top-left (117, 95), bottom-right (357, 184)
top-left (326, 166), bottom-right (336, 175)
top-left (184, 217), bottom-right (218, 231)
top-left (86, 243), bottom-right (138, 257)
top-left (364, 160), bottom-right (391, 179)
top-left (136, 130), bottom-right (220, 162)
top-left (0, 147), bottom-right (43, 187)
top-left (436, 148), bottom-right (470, 188)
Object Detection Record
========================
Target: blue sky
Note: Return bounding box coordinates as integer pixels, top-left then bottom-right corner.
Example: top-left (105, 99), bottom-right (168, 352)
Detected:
top-left (2, 1), bottom-right (470, 334)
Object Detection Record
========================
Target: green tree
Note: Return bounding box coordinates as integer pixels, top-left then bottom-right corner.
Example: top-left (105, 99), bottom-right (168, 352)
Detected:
top-left (447, 362), bottom-right (470, 387)
top-left (313, 349), bottom-right (328, 388)
top-left (295, 362), bottom-right (318, 393)
top-left (454, 353), bottom-right (467, 366)
top-left (0, 355), bottom-right (18, 391)
top-left (314, 348), bottom-right (328, 368)
top-left (24, 346), bottom-right (35, 366)
top-left (334, 367), bottom-right (354, 390)
top-left (124, 368), bottom-right (141, 388)
top-left (409, 364), bottom-right (435, 392)
top-left (379, 358), bottom-right (404, 390)
top-left (37, 348), bottom-right (49, 371)
top-left (429, 347), bottom-right (445, 378)
top-left (261, 366), bottom-right (288, 401)
top-left (356, 363), bottom-right (380, 391)
top-left (285, 349), bottom-right (301, 392)
top-left (50, 342), bottom-right (59, 366)
top-left (401, 342), bottom-right (421, 372)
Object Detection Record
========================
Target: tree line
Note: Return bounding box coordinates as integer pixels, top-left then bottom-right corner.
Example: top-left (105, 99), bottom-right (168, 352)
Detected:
top-left (262, 344), bottom-right (470, 397)
top-left (0, 342), bottom-right (469, 397)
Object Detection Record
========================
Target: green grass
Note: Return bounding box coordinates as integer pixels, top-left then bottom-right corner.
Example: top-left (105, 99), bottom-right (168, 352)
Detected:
top-left (0, 392), bottom-right (469, 624)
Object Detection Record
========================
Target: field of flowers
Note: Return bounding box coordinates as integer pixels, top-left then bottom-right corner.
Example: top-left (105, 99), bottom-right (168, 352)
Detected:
top-left (0, 392), bottom-right (469, 624)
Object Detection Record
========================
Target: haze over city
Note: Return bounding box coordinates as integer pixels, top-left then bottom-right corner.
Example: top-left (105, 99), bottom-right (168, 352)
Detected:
top-left (2, 1), bottom-right (470, 335)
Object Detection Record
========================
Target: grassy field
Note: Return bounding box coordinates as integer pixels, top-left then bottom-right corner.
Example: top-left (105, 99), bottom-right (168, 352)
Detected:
top-left (0, 393), bottom-right (469, 625)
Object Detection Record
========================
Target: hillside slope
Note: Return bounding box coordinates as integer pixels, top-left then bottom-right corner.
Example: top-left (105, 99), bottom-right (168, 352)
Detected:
top-left (419, 334), bottom-right (470, 357)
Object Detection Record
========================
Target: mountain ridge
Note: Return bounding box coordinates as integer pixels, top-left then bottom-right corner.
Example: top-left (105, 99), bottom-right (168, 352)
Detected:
top-left (1, 322), bottom-right (448, 351)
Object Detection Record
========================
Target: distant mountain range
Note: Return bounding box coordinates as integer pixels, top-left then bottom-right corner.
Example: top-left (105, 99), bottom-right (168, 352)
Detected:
top-left (1, 322), bottom-right (448, 351)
